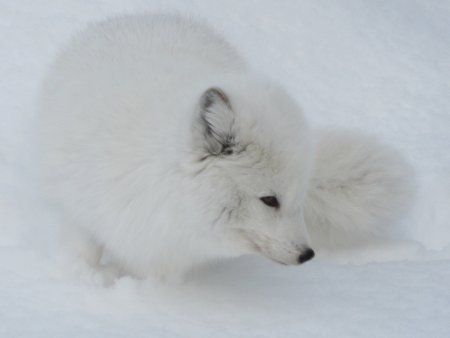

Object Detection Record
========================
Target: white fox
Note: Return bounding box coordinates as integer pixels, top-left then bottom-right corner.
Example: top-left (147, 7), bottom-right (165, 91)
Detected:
top-left (36, 14), bottom-right (412, 280)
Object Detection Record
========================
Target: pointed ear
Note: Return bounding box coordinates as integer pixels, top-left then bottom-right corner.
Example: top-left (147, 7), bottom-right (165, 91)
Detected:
top-left (196, 87), bottom-right (236, 156)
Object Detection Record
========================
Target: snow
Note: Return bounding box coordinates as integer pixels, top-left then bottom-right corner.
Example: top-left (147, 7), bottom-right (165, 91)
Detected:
top-left (0, 1), bottom-right (449, 337)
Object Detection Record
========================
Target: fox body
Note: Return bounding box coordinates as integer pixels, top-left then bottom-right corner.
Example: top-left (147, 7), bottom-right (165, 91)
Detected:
top-left (37, 14), bottom-right (411, 280)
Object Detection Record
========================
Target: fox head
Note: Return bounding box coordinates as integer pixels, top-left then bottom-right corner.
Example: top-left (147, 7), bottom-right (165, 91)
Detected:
top-left (188, 78), bottom-right (315, 265)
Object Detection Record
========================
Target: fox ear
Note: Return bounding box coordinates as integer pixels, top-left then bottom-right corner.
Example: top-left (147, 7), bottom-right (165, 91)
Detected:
top-left (196, 87), bottom-right (236, 156)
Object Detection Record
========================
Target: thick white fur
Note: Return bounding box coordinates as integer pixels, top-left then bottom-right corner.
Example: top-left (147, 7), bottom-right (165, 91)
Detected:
top-left (305, 130), bottom-right (413, 251)
top-left (36, 14), bottom-right (412, 280)
top-left (36, 14), bottom-right (313, 280)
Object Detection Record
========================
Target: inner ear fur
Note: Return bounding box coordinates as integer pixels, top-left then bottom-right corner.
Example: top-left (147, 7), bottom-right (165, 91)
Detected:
top-left (198, 87), bottom-right (236, 156)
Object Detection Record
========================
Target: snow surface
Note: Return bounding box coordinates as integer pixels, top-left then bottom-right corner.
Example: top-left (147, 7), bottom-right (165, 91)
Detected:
top-left (1, 1), bottom-right (449, 337)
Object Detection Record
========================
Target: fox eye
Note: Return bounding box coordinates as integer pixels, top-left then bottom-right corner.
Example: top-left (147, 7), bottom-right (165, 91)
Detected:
top-left (260, 196), bottom-right (279, 209)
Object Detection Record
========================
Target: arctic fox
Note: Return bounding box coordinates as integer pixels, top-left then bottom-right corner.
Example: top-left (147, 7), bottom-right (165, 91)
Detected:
top-left (36, 14), bottom-right (411, 280)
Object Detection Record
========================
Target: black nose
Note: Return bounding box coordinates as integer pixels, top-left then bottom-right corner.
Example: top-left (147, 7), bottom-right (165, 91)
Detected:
top-left (298, 248), bottom-right (315, 264)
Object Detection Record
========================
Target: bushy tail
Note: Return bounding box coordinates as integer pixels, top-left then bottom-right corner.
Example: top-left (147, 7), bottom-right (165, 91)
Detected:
top-left (305, 130), bottom-right (414, 251)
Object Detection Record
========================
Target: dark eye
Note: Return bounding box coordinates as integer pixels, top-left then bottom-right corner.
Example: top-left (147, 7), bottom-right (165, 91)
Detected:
top-left (260, 196), bottom-right (280, 209)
